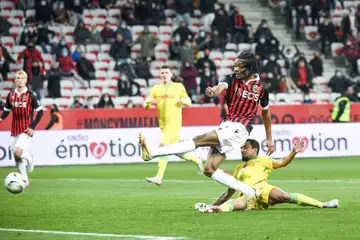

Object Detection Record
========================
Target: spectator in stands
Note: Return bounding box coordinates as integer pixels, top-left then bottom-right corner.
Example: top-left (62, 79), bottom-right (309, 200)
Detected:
top-left (31, 61), bottom-right (45, 100)
top-left (125, 99), bottom-right (136, 108)
top-left (199, 0), bottom-right (217, 32)
top-left (101, 21), bottom-right (116, 43)
top-left (328, 70), bottom-right (353, 93)
top-left (263, 72), bottom-right (281, 93)
top-left (231, 7), bottom-right (247, 43)
top-left (72, 46), bottom-right (82, 62)
top-left (264, 54), bottom-right (282, 81)
top-left (255, 35), bottom-right (272, 60)
top-left (196, 49), bottom-right (216, 75)
top-left (116, 21), bottom-right (132, 44)
top-left (170, 34), bottom-right (182, 60)
top-left (173, 40), bottom-right (207, 65)
top-left (151, 0), bottom-right (166, 26)
top-left (310, 0), bottom-right (321, 26)
top-left (319, 16), bottom-right (336, 55)
top-left (110, 33), bottom-right (130, 63)
top-left (65, 0), bottom-right (86, 26)
top-left (45, 104), bottom-right (63, 129)
top-left (180, 61), bottom-right (198, 100)
top-left (36, 22), bottom-right (56, 54)
top-left (173, 21), bottom-right (194, 45)
top-left (35, 0), bottom-right (53, 24)
top-left (117, 74), bottom-right (132, 96)
top-left (0, 17), bottom-right (11, 36)
top-left (55, 37), bottom-right (71, 60)
top-left (210, 29), bottom-right (226, 51)
top-left (254, 19), bottom-right (273, 42)
top-left (200, 67), bottom-right (216, 103)
top-left (341, 39), bottom-right (360, 76)
top-left (292, 0), bottom-right (309, 40)
top-left (291, 59), bottom-right (313, 94)
top-left (281, 76), bottom-right (300, 93)
top-left (341, 9), bottom-right (356, 42)
top-left (121, 1), bottom-right (137, 26)
top-left (134, 57), bottom-right (153, 84)
top-left (99, 0), bottom-right (115, 9)
top-left (174, 0), bottom-right (193, 26)
top-left (97, 93), bottom-right (115, 109)
top-left (281, 45), bottom-right (301, 73)
top-left (212, 9), bottom-right (231, 46)
top-left (0, 39), bottom-right (16, 81)
top-left (17, 40), bottom-right (44, 84)
top-left (134, 26), bottom-right (159, 60)
top-left (19, 25), bottom-right (37, 46)
top-left (115, 60), bottom-right (141, 96)
top-left (89, 26), bottom-right (103, 44)
top-left (74, 19), bottom-right (92, 44)
top-left (70, 96), bottom-right (83, 109)
top-left (302, 93), bottom-right (313, 104)
top-left (46, 62), bottom-right (62, 98)
top-left (269, 36), bottom-right (280, 58)
top-left (77, 51), bottom-right (96, 81)
top-left (309, 51), bottom-right (323, 77)
top-left (84, 96), bottom-right (96, 109)
top-left (54, 1), bottom-right (70, 25)
top-left (58, 48), bottom-right (86, 86)
top-left (136, 0), bottom-right (152, 25)
top-left (195, 31), bottom-right (211, 51)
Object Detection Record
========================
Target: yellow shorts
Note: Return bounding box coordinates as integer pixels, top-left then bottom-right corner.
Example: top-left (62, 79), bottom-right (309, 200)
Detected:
top-left (253, 182), bottom-right (276, 210)
top-left (160, 127), bottom-right (180, 145)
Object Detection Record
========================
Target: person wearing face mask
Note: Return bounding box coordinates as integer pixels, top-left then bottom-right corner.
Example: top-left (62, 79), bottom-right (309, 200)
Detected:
top-left (19, 26), bottom-right (37, 46)
top-left (88, 26), bottom-right (103, 44)
top-left (200, 67), bottom-right (216, 103)
top-left (170, 34), bottom-right (182, 60)
top-left (121, 1), bottom-right (137, 26)
top-left (58, 48), bottom-right (87, 86)
top-left (30, 61), bottom-right (45, 100)
top-left (54, 0), bottom-right (70, 25)
top-left (173, 21), bottom-right (194, 45)
top-left (254, 19), bottom-right (273, 42)
top-left (196, 49), bottom-right (217, 75)
top-left (100, 21), bottom-right (116, 43)
top-left (70, 96), bottom-right (84, 109)
top-left (263, 54), bottom-right (281, 93)
top-left (55, 37), bottom-right (71, 60)
top-left (46, 62), bottom-right (62, 98)
top-left (35, 0), bottom-right (53, 24)
top-left (309, 51), bottom-right (323, 77)
top-left (194, 30), bottom-right (211, 51)
top-left (36, 22), bottom-right (56, 54)
top-left (290, 60), bottom-right (313, 94)
top-left (255, 35), bottom-right (272, 60)
top-left (211, 9), bottom-right (231, 46)
top-left (116, 21), bottom-right (132, 44)
top-left (45, 105), bottom-right (63, 130)
top-left (151, 0), bottom-right (166, 26)
top-left (328, 70), bottom-right (352, 93)
top-left (319, 16), bottom-right (336, 55)
top-left (17, 40), bottom-right (44, 84)
top-left (110, 33), bottom-right (130, 62)
top-left (134, 26), bottom-right (160, 60)
top-left (97, 93), bottom-right (115, 109)
top-left (180, 61), bottom-right (198, 100)
top-left (231, 8), bottom-right (247, 43)
top-left (280, 45), bottom-right (301, 73)
top-left (73, 19), bottom-right (92, 44)
top-left (0, 38), bottom-right (15, 81)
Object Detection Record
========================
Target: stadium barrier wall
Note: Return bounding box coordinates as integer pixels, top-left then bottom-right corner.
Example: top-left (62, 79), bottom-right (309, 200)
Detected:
top-left (1, 104), bottom-right (360, 131)
top-left (0, 123), bottom-right (357, 167)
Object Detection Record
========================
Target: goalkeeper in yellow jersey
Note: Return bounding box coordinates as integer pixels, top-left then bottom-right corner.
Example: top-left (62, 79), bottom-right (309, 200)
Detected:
top-left (195, 138), bottom-right (339, 212)
top-left (140, 65), bottom-right (204, 186)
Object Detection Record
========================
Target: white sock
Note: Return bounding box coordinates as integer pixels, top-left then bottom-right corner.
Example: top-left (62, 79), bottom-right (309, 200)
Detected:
top-left (16, 159), bottom-right (28, 177)
top-left (211, 169), bottom-right (255, 197)
top-left (21, 150), bottom-right (31, 161)
top-left (151, 140), bottom-right (196, 158)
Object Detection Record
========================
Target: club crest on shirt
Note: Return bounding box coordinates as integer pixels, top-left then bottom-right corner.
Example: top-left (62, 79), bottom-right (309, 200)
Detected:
top-left (252, 85), bottom-right (259, 93)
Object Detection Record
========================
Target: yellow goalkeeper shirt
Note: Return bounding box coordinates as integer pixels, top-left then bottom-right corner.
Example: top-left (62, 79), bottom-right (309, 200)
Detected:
top-left (144, 82), bottom-right (191, 130)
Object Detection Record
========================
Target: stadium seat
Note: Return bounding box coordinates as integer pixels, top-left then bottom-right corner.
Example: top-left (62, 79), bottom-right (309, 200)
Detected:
top-left (225, 43), bottom-right (237, 52)
top-left (209, 51), bottom-right (223, 61)
top-left (43, 54), bottom-right (54, 65)
top-left (0, 81), bottom-right (14, 91)
top-left (167, 60), bottom-right (180, 70)
top-left (41, 98), bottom-right (55, 109)
top-left (86, 44), bottom-right (100, 55)
top-left (238, 43), bottom-right (252, 53)
top-left (313, 76), bottom-right (328, 86)
top-left (155, 52), bottom-right (168, 61)
top-left (289, 93), bottom-right (304, 103)
top-left (61, 26), bottom-right (75, 36)
top-left (86, 53), bottom-right (97, 63)
top-left (113, 96), bottom-right (130, 107)
top-left (0, 1), bottom-right (14, 10)
top-left (60, 89), bottom-right (73, 99)
top-left (159, 26), bottom-right (172, 35)
top-left (8, 18), bottom-right (21, 28)
top-left (73, 89), bottom-right (88, 99)
top-left (331, 43), bottom-right (344, 57)
top-left (131, 44), bottom-right (141, 54)
top-left (108, 9), bottom-right (121, 19)
top-left (150, 69), bottom-right (160, 78)
top-left (9, 10), bottom-right (24, 21)
top-left (0, 90), bottom-right (8, 100)
top-left (155, 43), bottom-right (169, 53)
top-left (102, 88), bottom-right (117, 98)
top-left (85, 88), bottom-right (102, 98)
top-left (95, 70), bottom-right (108, 81)
top-left (60, 80), bottom-right (74, 90)
top-left (310, 93), bottom-right (331, 103)
top-left (220, 60), bottom-right (233, 69)
top-left (148, 78), bottom-right (159, 87)
top-left (217, 68), bottom-right (232, 77)
top-left (134, 78), bottom-right (147, 87)
top-left (2, 36), bottom-right (14, 48)
top-left (100, 44), bottom-right (111, 53)
top-left (25, 9), bottom-right (35, 18)
top-left (93, 9), bottom-right (108, 19)
top-left (54, 98), bottom-right (73, 110)
top-left (132, 25), bottom-right (144, 37)
top-left (90, 80), bottom-right (107, 91)
top-left (141, 87), bottom-right (152, 96)
top-left (97, 53), bottom-right (111, 63)
top-left (9, 27), bottom-right (22, 42)
top-left (104, 80), bottom-right (118, 89)
top-left (148, 25), bottom-right (158, 35)
top-left (107, 71), bottom-right (120, 81)
top-left (131, 96), bottom-right (145, 106)
top-left (304, 26), bottom-right (319, 41)
top-left (94, 62), bottom-right (109, 71)
top-left (108, 61), bottom-right (116, 70)
top-left (150, 61), bottom-right (163, 70)
top-left (276, 93), bottom-right (291, 103)
top-left (224, 51), bottom-right (237, 61)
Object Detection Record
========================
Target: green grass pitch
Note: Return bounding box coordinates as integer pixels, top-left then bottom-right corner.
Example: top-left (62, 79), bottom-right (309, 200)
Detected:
top-left (0, 157), bottom-right (360, 240)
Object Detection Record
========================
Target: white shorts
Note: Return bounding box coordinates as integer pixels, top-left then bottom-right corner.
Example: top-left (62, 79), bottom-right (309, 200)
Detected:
top-left (215, 121), bottom-right (249, 156)
top-left (11, 133), bottom-right (32, 152)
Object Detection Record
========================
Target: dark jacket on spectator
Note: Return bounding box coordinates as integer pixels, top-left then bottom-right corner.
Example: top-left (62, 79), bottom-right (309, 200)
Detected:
top-left (74, 20), bottom-right (91, 44)
top-left (199, 0), bottom-right (216, 14)
top-left (46, 66), bottom-right (62, 98)
top-left (309, 56), bottom-right (323, 76)
top-left (173, 26), bottom-right (194, 45)
top-left (328, 72), bottom-right (352, 93)
top-left (0, 17), bottom-right (12, 36)
top-left (77, 57), bottom-right (95, 80)
top-left (19, 28), bottom-right (37, 46)
top-left (64, 0), bottom-right (86, 14)
top-left (175, 0), bottom-right (193, 14)
top-left (212, 13), bottom-right (231, 37)
top-left (35, 0), bottom-right (53, 23)
top-left (36, 27), bottom-right (55, 45)
top-left (180, 66), bottom-right (198, 92)
top-left (110, 39), bottom-right (129, 59)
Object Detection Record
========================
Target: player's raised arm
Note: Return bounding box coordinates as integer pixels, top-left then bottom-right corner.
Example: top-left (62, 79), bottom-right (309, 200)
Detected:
top-left (260, 87), bottom-right (274, 156)
top-left (144, 86), bottom-right (156, 109)
top-left (0, 92), bottom-right (12, 122)
top-left (205, 75), bottom-right (232, 97)
top-left (272, 139), bottom-right (305, 169)
top-left (212, 188), bottom-right (236, 206)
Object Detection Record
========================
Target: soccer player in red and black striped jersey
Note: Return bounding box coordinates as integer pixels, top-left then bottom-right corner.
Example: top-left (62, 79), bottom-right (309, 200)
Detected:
top-left (0, 70), bottom-right (44, 185)
top-left (139, 51), bottom-right (274, 210)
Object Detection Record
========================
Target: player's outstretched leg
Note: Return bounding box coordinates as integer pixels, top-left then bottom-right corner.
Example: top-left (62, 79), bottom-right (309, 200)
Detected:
top-left (289, 193), bottom-right (339, 208)
top-left (177, 153), bottom-right (204, 174)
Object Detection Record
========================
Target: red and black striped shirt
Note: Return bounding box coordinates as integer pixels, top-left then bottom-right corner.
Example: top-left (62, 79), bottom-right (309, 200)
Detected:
top-left (219, 74), bottom-right (269, 128)
top-left (4, 88), bottom-right (43, 137)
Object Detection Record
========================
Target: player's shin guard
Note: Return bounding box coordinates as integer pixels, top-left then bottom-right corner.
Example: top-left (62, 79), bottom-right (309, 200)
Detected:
top-left (151, 140), bottom-right (196, 158)
top-left (289, 193), bottom-right (323, 208)
top-left (211, 169), bottom-right (255, 197)
top-left (156, 156), bottom-right (168, 179)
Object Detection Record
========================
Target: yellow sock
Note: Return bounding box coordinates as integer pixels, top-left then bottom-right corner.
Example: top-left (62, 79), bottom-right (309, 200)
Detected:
top-left (290, 193), bottom-right (324, 208)
top-left (178, 152), bottom-right (198, 163)
top-left (156, 156), bottom-right (168, 179)
top-left (218, 200), bottom-right (235, 212)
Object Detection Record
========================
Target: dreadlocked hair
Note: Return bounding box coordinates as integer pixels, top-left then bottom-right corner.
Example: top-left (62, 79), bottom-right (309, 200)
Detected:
top-left (235, 51), bottom-right (259, 78)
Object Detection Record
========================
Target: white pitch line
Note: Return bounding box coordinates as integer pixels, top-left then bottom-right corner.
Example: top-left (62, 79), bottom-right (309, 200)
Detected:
top-left (25, 178), bottom-right (360, 183)
top-left (0, 228), bottom-right (186, 240)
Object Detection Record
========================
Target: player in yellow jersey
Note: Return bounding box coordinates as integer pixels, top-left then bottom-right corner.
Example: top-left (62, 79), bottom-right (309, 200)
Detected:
top-left (195, 138), bottom-right (339, 213)
top-left (140, 65), bottom-right (204, 186)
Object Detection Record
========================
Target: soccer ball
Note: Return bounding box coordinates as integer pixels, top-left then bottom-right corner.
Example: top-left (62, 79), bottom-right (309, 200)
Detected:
top-left (4, 172), bottom-right (28, 194)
